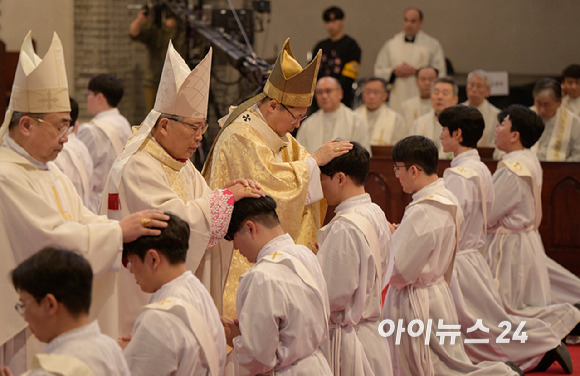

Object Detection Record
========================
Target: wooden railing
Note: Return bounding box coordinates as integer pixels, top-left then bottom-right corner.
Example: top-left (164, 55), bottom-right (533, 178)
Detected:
top-left (349, 146), bottom-right (580, 275)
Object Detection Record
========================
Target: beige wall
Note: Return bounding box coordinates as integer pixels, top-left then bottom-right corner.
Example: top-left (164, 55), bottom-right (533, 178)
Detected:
top-left (0, 0), bottom-right (75, 93)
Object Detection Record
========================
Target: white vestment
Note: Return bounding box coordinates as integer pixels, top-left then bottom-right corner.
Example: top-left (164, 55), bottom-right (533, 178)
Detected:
top-left (461, 100), bottom-right (500, 148)
top-left (562, 94), bottom-right (580, 118)
top-left (374, 30), bottom-right (446, 114)
top-left (531, 106), bottom-right (580, 161)
top-left (53, 134), bottom-right (94, 209)
top-left (102, 135), bottom-right (233, 336)
top-left (445, 149), bottom-right (559, 371)
top-left (124, 271), bottom-right (226, 376)
top-left (77, 108), bottom-right (131, 212)
top-left (25, 321), bottom-right (129, 376)
top-left (486, 149), bottom-right (580, 339)
top-left (411, 110), bottom-right (453, 159)
top-left (0, 136), bottom-right (123, 374)
top-left (402, 96), bottom-right (431, 128)
top-left (317, 193), bottom-right (393, 376)
top-left (355, 103), bottom-right (407, 146)
top-left (384, 179), bottom-right (518, 376)
top-left (297, 104), bottom-right (371, 154)
top-left (232, 234), bottom-right (332, 375)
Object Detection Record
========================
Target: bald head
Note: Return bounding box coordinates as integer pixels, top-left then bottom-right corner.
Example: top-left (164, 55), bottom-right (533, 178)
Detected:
top-left (403, 7), bottom-right (423, 37)
top-left (315, 76), bottom-right (343, 112)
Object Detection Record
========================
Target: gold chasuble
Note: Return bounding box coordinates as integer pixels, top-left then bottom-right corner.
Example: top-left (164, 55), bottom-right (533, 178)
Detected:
top-left (204, 107), bottom-right (324, 318)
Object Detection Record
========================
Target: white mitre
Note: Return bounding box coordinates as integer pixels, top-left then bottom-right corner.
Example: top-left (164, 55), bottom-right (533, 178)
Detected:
top-left (0, 31), bottom-right (70, 139)
top-left (108, 42), bottom-right (212, 194)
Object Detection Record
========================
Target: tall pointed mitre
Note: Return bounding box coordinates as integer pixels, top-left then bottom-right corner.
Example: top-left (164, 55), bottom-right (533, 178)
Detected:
top-left (108, 43), bottom-right (212, 194)
top-left (0, 31), bottom-right (70, 140)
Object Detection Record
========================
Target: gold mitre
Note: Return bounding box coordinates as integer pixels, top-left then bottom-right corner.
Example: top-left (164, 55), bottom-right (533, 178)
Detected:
top-left (0, 31), bottom-right (70, 139)
top-left (263, 38), bottom-right (321, 108)
top-left (154, 42), bottom-right (212, 119)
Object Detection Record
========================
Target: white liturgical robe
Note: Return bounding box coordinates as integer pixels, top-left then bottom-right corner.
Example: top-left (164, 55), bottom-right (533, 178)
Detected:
top-left (26, 321), bottom-right (129, 376)
top-left (355, 103), bottom-right (407, 146)
top-left (53, 134), bottom-right (94, 209)
top-left (402, 96), bottom-right (431, 128)
top-left (317, 193), bottom-right (393, 376)
top-left (461, 100), bottom-right (500, 148)
top-left (486, 149), bottom-right (580, 339)
top-left (445, 150), bottom-right (560, 372)
top-left (562, 95), bottom-right (580, 118)
top-left (297, 104), bottom-right (371, 154)
top-left (374, 31), bottom-right (446, 114)
top-left (77, 108), bottom-right (131, 212)
top-left (102, 135), bottom-right (233, 336)
top-left (124, 271), bottom-right (226, 376)
top-left (531, 106), bottom-right (580, 162)
top-left (384, 179), bottom-right (518, 376)
top-left (232, 234), bottom-right (332, 375)
top-left (411, 110), bottom-right (453, 159)
top-left (0, 135), bottom-right (123, 374)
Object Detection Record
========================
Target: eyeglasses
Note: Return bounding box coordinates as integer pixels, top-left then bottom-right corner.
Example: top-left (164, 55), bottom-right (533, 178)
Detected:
top-left (33, 117), bottom-right (73, 138)
top-left (14, 297), bottom-right (39, 316)
top-left (167, 117), bottom-right (209, 135)
top-left (279, 103), bottom-right (307, 125)
top-left (393, 163), bottom-right (423, 173)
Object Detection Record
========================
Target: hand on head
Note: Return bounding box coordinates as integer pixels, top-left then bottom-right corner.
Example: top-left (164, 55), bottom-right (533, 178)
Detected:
top-left (225, 179), bottom-right (265, 202)
top-left (120, 210), bottom-right (170, 243)
top-left (313, 140), bottom-right (353, 166)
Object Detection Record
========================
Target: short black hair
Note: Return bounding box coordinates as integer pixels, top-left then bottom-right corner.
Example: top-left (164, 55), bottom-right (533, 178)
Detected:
top-left (416, 66), bottom-right (439, 77)
top-left (123, 212), bottom-right (190, 265)
top-left (323, 6), bottom-right (344, 21)
top-left (69, 97), bottom-right (79, 125)
top-left (11, 248), bottom-right (93, 316)
top-left (88, 74), bottom-right (124, 107)
top-left (497, 104), bottom-right (545, 149)
top-left (392, 135), bottom-right (438, 175)
top-left (438, 105), bottom-right (484, 148)
top-left (533, 77), bottom-right (561, 101)
top-left (562, 64), bottom-right (580, 80)
top-left (226, 196), bottom-right (280, 241)
top-left (320, 141), bottom-right (369, 185)
top-left (364, 77), bottom-right (388, 92)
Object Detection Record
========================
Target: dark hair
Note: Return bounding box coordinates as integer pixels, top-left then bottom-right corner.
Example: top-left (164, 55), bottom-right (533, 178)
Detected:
top-left (415, 66), bottom-right (439, 77)
top-left (533, 77), bottom-right (561, 101)
top-left (562, 64), bottom-right (580, 80)
top-left (433, 77), bottom-right (458, 96)
top-left (497, 104), bottom-right (544, 148)
top-left (438, 105), bottom-right (484, 148)
top-left (320, 141), bottom-right (369, 185)
top-left (392, 136), bottom-right (438, 175)
top-left (364, 77), bottom-right (388, 92)
top-left (226, 196), bottom-right (280, 241)
top-left (322, 6), bottom-right (344, 21)
top-left (88, 74), bottom-right (124, 107)
top-left (11, 248), bottom-right (93, 316)
top-left (69, 97), bottom-right (79, 125)
top-left (123, 212), bottom-right (190, 264)
top-left (404, 7), bottom-right (423, 21)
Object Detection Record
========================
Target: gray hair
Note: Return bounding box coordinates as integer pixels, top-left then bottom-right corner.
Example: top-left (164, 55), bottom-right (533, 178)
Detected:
top-left (467, 70), bottom-right (490, 88)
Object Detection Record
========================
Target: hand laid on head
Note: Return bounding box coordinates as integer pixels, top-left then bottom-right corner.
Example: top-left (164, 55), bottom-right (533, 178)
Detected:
top-left (117, 334), bottom-right (132, 349)
top-left (313, 140), bottom-right (353, 166)
top-left (120, 210), bottom-right (170, 243)
top-left (226, 179), bottom-right (265, 202)
top-left (221, 316), bottom-right (241, 348)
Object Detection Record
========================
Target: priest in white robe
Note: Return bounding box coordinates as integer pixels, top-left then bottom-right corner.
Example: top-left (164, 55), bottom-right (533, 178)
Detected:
top-left (317, 142), bottom-right (393, 376)
top-left (355, 77), bottom-right (407, 146)
top-left (412, 77), bottom-right (457, 159)
top-left (461, 70), bottom-right (500, 148)
top-left (102, 45), bottom-right (262, 337)
top-left (297, 76), bottom-right (371, 154)
top-left (122, 213), bottom-right (226, 376)
top-left (384, 135), bottom-right (521, 376)
top-left (531, 78), bottom-right (580, 162)
top-left (486, 105), bottom-right (580, 341)
top-left (561, 64), bottom-right (580, 117)
top-left (0, 31), bottom-right (167, 375)
top-left (7, 248), bottom-right (130, 376)
top-left (77, 74), bottom-right (131, 213)
top-left (374, 7), bottom-right (446, 114)
top-left (401, 66), bottom-right (438, 127)
top-left (223, 196), bottom-right (332, 375)
top-left (440, 105), bottom-right (571, 373)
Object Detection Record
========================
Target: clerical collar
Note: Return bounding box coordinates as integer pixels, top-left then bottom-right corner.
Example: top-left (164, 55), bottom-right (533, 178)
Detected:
top-left (404, 35), bottom-right (415, 43)
top-left (2, 133), bottom-right (48, 170)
